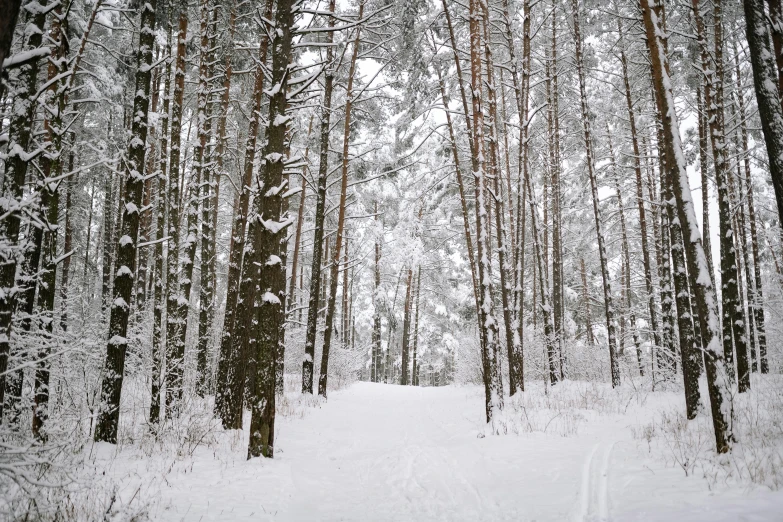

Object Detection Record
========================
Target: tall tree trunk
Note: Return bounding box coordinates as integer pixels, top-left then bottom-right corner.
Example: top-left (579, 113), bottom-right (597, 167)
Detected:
top-left (94, 0), bottom-right (157, 442)
top-left (656, 119), bottom-right (676, 376)
top-left (481, 2), bottom-right (518, 395)
top-left (288, 115), bottom-right (314, 317)
top-left (733, 47), bottom-right (768, 374)
top-left (371, 202), bottom-right (382, 383)
top-left (302, 0), bottom-right (336, 395)
top-left (549, 1), bottom-right (565, 378)
top-left (32, 6), bottom-right (68, 439)
top-left (696, 86), bottom-right (715, 283)
top-left (618, 14), bottom-right (662, 366)
top-left (150, 28), bottom-right (172, 426)
top-left (165, 8), bottom-right (189, 413)
top-left (469, 0), bottom-right (503, 421)
top-left (196, 0), bottom-right (216, 396)
top-left (214, 0), bottom-right (274, 427)
top-left (0, 4), bottom-right (46, 419)
top-left (608, 130), bottom-right (644, 376)
top-left (693, 0), bottom-right (748, 391)
top-left (246, 0), bottom-right (295, 458)
top-left (662, 143), bottom-right (702, 419)
top-left (581, 258), bottom-right (594, 345)
top-left (572, 0), bottom-right (620, 387)
top-left (60, 155), bottom-right (76, 332)
top-left (743, 0), bottom-right (783, 236)
top-left (641, 0), bottom-right (732, 453)
top-left (412, 266), bottom-right (421, 386)
top-left (400, 268), bottom-right (413, 385)
top-left (318, 1), bottom-right (364, 397)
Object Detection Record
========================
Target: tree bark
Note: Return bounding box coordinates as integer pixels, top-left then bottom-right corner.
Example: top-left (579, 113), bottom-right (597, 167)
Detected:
top-left (214, 0), bottom-right (274, 428)
top-left (246, 0), bottom-right (295, 458)
top-left (641, 0), bottom-right (733, 453)
top-left (318, 2), bottom-right (364, 397)
top-left (744, 0), bottom-right (783, 236)
top-left (572, 0), bottom-right (620, 387)
top-left (95, 0), bottom-right (157, 442)
top-left (165, 8), bottom-right (189, 413)
top-left (302, 0), bottom-right (336, 395)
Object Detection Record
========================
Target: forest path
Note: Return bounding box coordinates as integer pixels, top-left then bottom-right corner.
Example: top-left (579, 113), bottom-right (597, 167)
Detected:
top-left (148, 382), bottom-right (783, 521)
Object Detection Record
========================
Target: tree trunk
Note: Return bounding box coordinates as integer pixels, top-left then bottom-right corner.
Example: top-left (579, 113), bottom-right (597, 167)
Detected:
top-left (412, 266), bottom-right (421, 386)
top-left (744, 0), bottom-right (783, 237)
top-left (572, 0), bottom-right (620, 387)
top-left (318, 1), bottom-right (364, 397)
top-left (469, 0), bottom-right (503, 421)
top-left (214, 0), bottom-right (274, 428)
top-left (302, 0), bottom-right (336, 395)
top-left (288, 115), bottom-right (315, 317)
top-left (196, 0), bottom-right (216, 396)
top-left (0, 4), bottom-right (46, 419)
top-left (150, 28), bottom-right (172, 427)
top-left (607, 130), bottom-right (644, 376)
top-left (246, 0), bottom-right (295, 458)
top-left (641, 0), bottom-right (732, 453)
top-left (400, 268), bottom-right (413, 386)
top-left (32, 8), bottom-right (68, 438)
top-left (618, 15), bottom-right (662, 367)
top-left (165, 9), bottom-right (189, 413)
top-left (94, 0), bottom-right (157, 442)
top-left (693, 0), bottom-right (748, 391)
top-left (372, 202), bottom-right (382, 383)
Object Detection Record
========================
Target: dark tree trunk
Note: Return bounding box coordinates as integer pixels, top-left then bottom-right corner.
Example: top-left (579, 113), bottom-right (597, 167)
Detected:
top-left (641, 0), bottom-right (732, 454)
top-left (302, 0), bottom-right (336, 395)
top-left (318, 2), bottom-right (364, 397)
top-left (246, 0), bottom-right (295, 459)
top-left (94, 0), bottom-right (157, 442)
top-left (214, 0), bottom-right (274, 428)
top-left (744, 0), bottom-right (783, 236)
top-left (165, 9), bottom-right (189, 413)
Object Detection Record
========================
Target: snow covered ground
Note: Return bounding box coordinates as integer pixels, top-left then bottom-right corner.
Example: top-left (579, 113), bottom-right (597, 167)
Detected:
top-left (90, 381), bottom-right (783, 521)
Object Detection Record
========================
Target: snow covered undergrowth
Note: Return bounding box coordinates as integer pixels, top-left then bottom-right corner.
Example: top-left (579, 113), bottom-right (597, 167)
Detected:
top-left (59, 380), bottom-right (783, 521)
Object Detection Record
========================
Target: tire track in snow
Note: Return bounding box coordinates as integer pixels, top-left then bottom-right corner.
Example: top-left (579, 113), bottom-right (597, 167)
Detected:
top-left (575, 440), bottom-right (615, 522)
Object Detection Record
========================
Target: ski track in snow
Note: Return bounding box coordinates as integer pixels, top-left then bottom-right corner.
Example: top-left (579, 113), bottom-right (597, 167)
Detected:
top-left (100, 382), bottom-right (783, 521)
top-left (576, 440), bottom-right (615, 522)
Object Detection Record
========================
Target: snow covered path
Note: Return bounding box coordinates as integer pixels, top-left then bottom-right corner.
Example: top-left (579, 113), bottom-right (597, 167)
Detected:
top-left (122, 382), bottom-right (783, 521)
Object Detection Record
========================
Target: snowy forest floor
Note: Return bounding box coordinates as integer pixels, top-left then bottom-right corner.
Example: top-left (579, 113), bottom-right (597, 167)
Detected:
top-left (71, 379), bottom-right (783, 521)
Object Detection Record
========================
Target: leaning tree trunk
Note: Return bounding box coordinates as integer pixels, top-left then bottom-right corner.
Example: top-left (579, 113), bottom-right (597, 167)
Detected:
top-left (641, 0), bottom-right (732, 454)
top-left (662, 145), bottom-right (702, 420)
top-left (743, 0), bottom-right (783, 237)
top-left (94, 0), bottom-right (157, 442)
